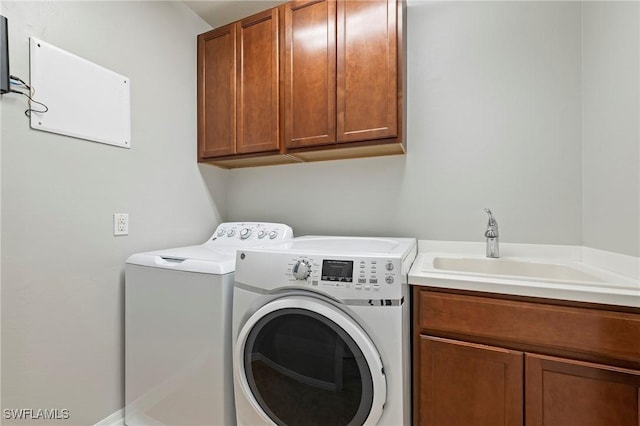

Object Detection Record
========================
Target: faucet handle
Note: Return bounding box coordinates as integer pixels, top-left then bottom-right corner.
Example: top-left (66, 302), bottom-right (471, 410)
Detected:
top-left (484, 208), bottom-right (497, 226)
top-left (484, 208), bottom-right (499, 238)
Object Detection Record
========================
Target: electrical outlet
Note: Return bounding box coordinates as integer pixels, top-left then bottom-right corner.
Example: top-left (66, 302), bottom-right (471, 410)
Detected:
top-left (114, 213), bottom-right (129, 236)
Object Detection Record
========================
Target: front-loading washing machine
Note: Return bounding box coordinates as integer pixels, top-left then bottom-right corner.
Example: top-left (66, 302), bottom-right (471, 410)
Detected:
top-left (125, 222), bottom-right (293, 426)
top-left (232, 236), bottom-right (417, 426)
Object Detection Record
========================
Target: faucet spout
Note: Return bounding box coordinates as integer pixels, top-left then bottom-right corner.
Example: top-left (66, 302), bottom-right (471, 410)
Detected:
top-left (484, 208), bottom-right (499, 258)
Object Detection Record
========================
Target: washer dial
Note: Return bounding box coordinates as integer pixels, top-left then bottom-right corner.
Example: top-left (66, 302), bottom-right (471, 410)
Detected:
top-left (292, 260), bottom-right (311, 280)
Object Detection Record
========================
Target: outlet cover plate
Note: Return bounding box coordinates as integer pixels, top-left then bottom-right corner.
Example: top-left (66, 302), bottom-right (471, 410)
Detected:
top-left (114, 213), bottom-right (128, 236)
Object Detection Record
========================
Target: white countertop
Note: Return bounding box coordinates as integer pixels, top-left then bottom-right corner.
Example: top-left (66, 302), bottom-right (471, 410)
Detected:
top-left (409, 241), bottom-right (640, 308)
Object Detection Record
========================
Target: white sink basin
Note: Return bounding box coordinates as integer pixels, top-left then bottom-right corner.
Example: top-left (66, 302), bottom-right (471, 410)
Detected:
top-left (432, 257), bottom-right (603, 283)
top-left (410, 242), bottom-right (640, 307)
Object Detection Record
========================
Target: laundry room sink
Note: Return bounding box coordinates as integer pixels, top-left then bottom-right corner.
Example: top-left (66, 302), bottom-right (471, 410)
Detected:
top-left (432, 256), bottom-right (603, 283)
top-left (409, 241), bottom-right (639, 307)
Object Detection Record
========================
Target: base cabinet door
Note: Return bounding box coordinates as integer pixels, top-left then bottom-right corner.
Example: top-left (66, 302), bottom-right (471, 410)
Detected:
top-left (525, 353), bottom-right (640, 426)
top-left (417, 336), bottom-right (524, 426)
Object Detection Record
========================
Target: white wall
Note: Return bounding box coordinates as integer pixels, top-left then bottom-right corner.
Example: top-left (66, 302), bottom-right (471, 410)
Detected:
top-left (0, 1), bottom-right (636, 424)
top-left (1, 2), bottom-right (223, 424)
top-left (228, 1), bottom-right (584, 246)
top-left (0, 0), bottom-right (3, 415)
top-left (582, 1), bottom-right (639, 257)
top-left (185, 0), bottom-right (287, 28)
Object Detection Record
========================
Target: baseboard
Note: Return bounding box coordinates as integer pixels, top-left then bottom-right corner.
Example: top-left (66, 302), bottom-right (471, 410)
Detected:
top-left (94, 408), bottom-right (124, 426)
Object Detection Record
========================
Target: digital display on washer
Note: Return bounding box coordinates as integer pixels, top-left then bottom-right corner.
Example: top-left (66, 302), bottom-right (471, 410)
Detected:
top-left (321, 260), bottom-right (353, 282)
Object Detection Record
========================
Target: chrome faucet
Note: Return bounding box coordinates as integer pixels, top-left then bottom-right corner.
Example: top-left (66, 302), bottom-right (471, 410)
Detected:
top-left (484, 208), bottom-right (499, 258)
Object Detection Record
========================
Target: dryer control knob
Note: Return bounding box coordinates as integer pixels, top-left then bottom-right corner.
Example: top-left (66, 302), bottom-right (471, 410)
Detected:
top-left (292, 260), bottom-right (311, 280)
top-left (240, 228), bottom-right (252, 240)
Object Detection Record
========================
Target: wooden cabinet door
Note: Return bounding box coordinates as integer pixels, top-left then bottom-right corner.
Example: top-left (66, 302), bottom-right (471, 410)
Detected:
top-left (284, 0), bottom-right (336, 149)
top-left (236, 9), bottom-right (280, 155)
top-left (417, 336), bottom-right (523, 426)
top-left (198, 24), bottom-right (236, 158)
top-left (526, 353), bottom-right (640, 426)
top-left (337, 0), bottom-right (398, 143)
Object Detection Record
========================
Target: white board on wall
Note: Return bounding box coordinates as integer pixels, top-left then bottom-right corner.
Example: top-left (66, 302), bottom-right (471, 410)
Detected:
top-left (29, 37), bottom-right (131, 148)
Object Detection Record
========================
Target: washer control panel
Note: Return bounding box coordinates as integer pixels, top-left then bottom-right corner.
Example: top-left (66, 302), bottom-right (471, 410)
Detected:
top-left (207, 222), bottom-right (293, 246)
top-left (286, 255), bottom-right (403, 294)
top-left (235, 237), bottom-right (416, 300)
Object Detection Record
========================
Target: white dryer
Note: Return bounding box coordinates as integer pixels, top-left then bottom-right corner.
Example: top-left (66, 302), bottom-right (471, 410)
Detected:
top-left (125, 222), bottom-right (293, 426)
top-left (232, 236), bottom-right (417, 426)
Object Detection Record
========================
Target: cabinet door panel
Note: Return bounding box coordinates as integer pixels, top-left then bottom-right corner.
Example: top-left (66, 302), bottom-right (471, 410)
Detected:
top-left (417, 336), bottom-right (524, 426)
top-left (284, 0), bottom-right (336, 148)
top-left (526, 353), bottom-right (640, 426)
top-left (236, 9), bottom-right (280, 154)
top-left (198, 24), bottom-right (236, 158)
top-left (337, 0), bottom-right (397, 142)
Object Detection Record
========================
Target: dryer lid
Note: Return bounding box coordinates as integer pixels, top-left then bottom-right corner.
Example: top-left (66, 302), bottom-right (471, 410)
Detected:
top-left (126, 245), bottom-right (236, 274)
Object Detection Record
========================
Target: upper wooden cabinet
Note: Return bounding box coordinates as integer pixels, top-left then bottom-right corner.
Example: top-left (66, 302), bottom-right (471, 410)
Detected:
top-left (283, 0), bottom-right (337, 149)
top-left (197, 24), bottom-right (236, 158)
top-left (336, 0), bottom-right (398, 143)
top-left (283, 0), bottom-right (402, 150)
top-left (236, 9), bottom-right (280, 155)
top-left (197, 0), bottom-right (406, 168)
top-left (198, 9), bottom-right (283, 164)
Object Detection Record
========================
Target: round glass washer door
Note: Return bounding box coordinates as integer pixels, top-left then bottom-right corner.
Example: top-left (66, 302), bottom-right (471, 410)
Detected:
top-left (235, 296), bottom-right (386, 426)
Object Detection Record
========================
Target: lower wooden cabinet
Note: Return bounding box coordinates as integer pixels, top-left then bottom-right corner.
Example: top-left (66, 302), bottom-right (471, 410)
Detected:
top-left (412, 287), bottom-right (640, 426)
top-left (418, 336), bottom-right (523, 426)
top-left (526, 353), bottom-right (640, 426)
